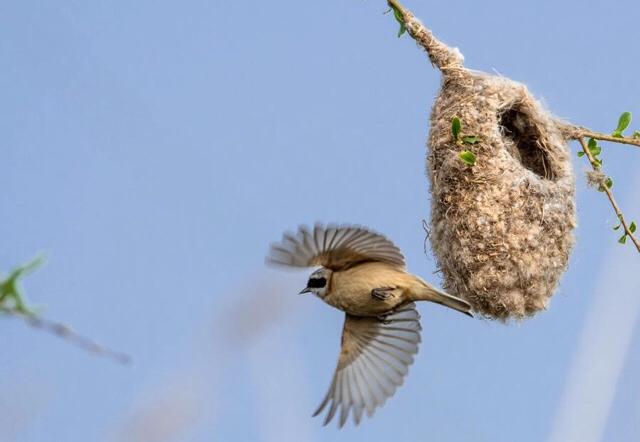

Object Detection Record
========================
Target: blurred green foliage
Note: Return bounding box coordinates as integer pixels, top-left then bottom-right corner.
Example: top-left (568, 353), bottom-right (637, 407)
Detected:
top-left (0, 256), bottom-right (44, 316)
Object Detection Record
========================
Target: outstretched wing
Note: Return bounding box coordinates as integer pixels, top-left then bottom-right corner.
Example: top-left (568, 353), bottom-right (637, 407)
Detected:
top-left (267, 224), bottom-right (405, 271)
top-left (313, 303), bottom-right (422, 428)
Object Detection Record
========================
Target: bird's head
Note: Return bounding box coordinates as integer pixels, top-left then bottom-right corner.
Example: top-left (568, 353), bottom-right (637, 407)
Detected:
top-left (299, 267), bottom-right (331, 299)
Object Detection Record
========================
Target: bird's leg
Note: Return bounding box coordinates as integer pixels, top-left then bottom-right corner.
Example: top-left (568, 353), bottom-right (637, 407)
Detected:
top-left (371, 287), bottom-right (395, 301)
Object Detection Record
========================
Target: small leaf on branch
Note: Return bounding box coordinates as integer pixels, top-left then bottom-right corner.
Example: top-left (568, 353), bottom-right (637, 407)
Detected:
top-left (451, 116), bottom-right (461, 141)
top-left (619, 234), bottom-right (627, 244)
top-left (633, 131), bottom-right (640, 139)
top-left (462, 135), bottom-right (481, 145)
top-left (599, 176), bottom-right (613, 192)
top-left (605, 177), bottom-right (613, 189)
top-left (388, 3), bottom-right (407, 37)
top-left (0, 255), bottom-right (45, 316)
top-left (577, 151), bottom-right (585, 157)
top-left (630, 221), bottom-right (637, 233)
top-left (588, 138), bottom-right (601, 156)
top-left (612, 111), bottom-right (632, 137)
top-left (613, 223), bottom-right (622, 231)
top-left (459, 150), bottom-right (476, 166)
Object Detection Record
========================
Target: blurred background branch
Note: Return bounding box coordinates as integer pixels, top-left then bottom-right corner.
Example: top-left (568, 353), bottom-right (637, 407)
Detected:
top-left (1, 257), bottom-right (131, 365)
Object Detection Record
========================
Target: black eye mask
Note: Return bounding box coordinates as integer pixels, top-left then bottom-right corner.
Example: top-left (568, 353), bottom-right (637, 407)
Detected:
top-left (307, 277), bottom-right (327, 288)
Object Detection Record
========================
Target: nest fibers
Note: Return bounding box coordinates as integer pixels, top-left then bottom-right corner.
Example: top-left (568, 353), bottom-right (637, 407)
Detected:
top-left (402, 14), bottom-right (576, 320)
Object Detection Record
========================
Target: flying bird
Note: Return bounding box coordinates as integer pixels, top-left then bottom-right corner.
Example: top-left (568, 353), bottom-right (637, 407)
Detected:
top-left (267, 223), bottom-right (473, 428)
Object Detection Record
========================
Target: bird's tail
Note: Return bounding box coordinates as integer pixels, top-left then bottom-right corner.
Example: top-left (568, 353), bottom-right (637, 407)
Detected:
top-left (409, 279), bottom-right (474, 317)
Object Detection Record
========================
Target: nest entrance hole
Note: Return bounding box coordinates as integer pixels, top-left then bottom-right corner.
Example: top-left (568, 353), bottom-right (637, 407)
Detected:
top-left (499, 106), bottom-right (556, 180)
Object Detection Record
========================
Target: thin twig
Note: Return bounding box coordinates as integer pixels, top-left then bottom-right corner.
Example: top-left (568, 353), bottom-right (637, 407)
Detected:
top-left (1, 307), bottom-right (132, 365)
top-left (577, 137), bottom-right (640, 253)
top-left (386, 0), bottom-right (465, 72)
top-left (421, 219), bottom-right (431, 258)
top-left (571, 128), bottom-right (640, 148)
top-left (387, 0), bottom-right (406, 16)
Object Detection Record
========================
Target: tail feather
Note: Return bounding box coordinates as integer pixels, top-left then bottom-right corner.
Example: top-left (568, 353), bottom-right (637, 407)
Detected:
top-left (411, 282), bottom-right (473, 317)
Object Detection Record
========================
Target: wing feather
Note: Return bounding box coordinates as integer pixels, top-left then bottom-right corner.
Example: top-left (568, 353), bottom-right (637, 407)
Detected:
top-left (313, 303), bottom-right (422, 428)
top-left (346, 367), bottom-right (365, 425)
top-left (267, 224), bottom-right (405, 270)
top-left (351, 359), bottom-right (376, 418)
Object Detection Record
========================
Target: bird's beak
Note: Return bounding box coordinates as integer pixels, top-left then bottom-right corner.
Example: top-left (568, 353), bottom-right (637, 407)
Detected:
top-left (299, 287), bottom-right (311, 295)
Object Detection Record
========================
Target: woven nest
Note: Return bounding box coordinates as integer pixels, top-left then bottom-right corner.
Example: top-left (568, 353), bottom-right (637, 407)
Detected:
top-left (402, 14), bottom-right (576, 320)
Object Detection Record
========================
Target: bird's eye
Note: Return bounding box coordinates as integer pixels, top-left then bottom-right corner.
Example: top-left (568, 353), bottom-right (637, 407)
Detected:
top-left (307, 277), bottom-right (327, 288)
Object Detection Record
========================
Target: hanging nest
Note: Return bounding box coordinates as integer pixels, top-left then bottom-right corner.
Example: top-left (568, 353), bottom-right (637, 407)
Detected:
top-left (393, 2), bottom-right (576, 320)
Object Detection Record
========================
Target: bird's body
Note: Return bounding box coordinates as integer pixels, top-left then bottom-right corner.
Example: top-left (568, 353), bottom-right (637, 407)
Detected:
top-left (268, 223), bottom-right (472, 428)
top-left (323, 261), bottom-right (466, 317)
top-left (324, 262), bottom-right (411, 315)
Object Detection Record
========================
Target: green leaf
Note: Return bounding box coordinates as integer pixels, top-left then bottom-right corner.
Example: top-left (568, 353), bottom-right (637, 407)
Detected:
top-left (3, 256), bottom-right (45, 288)
top-left (612, 111), bottom-right (632, 137)
top-left (397, 23), bottom-right (406, 37)
top-left (587, 138), bottom-right (601, 156)
top-left (630, 221), bottom-right (637, 233)
top-left (11, 256), bottom-right (45, 278)
top-left (392, 4), bottom-right (403, 22)
top-left (389, 3), bottom-right (406, 38)
top-left (594, 158), bottom-right (603, 168)
top-left (633, 131), bottom-right (640, 139)
top-left (459, 150), bottom-right (476, 166)
top-left (613, 222), bottom-right (622, 231)
top-left (598, 177), bottom-right (613, 192)
top-left (619, 233), bottom-right (627, 244)
top-left (461, 135), bottom-right (481, 145)
top-left (577, 151), bottom-right (585, 157)
top-left (0, 255), bottom-right (44, 316)
top-left (451, 117), bottom-right (461, 141)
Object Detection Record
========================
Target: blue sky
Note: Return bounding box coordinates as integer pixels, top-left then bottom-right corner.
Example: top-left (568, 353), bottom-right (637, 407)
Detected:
top-left (1, 1), bottom-right (639, 441)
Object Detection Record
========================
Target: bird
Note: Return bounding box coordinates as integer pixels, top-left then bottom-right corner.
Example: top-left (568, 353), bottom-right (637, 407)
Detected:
top-left (267, 223), bottom-right (473, 428)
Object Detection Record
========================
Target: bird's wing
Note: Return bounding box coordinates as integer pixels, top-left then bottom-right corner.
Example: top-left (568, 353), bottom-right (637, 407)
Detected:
top-left (267, 224), bottom-right (405, 271)
top-left (313, 302), bottom-right (422, 428)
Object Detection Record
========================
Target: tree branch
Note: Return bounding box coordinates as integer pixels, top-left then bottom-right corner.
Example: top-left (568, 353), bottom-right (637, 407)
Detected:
top-left (1, 307), bottom-right (132, 365)
top-left (568, 127), bottom-right (640, 148)
top-left (577, 137), bottom-right (640, 253)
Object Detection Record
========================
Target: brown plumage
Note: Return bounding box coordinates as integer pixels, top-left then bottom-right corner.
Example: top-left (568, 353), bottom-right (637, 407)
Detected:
top-left (267, 223), bottom-right (473, 428)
